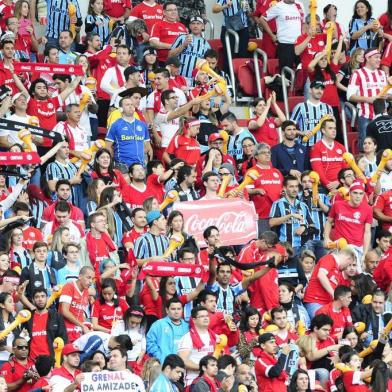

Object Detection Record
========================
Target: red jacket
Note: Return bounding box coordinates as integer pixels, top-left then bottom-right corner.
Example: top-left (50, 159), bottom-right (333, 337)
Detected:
top-left (373, 246), bottom-right (392, 292)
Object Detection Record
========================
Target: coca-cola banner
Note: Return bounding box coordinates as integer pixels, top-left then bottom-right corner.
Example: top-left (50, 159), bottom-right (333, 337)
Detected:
top-left (175, 199), bottom-right (258, 247)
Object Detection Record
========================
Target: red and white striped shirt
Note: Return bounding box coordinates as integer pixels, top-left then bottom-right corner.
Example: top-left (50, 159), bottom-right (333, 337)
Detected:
top-left (347, 67), bottom-right (389, 120)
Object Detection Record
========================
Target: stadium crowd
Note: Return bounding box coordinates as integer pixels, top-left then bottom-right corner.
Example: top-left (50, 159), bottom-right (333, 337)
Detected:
top-left (0, 0), bottom-right (392, 391)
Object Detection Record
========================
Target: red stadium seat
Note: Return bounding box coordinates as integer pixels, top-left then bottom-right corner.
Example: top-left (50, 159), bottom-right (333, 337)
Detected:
top-left (347, 132), bottom-right (359, 155)
top-left (232, 58), bottom-right (263, 98)
top-left (267, 59), bottom-right (279, 76)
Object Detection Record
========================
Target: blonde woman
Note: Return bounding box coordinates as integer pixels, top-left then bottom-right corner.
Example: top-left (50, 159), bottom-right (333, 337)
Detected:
top-left (47, 227), bottom-right (70, 270)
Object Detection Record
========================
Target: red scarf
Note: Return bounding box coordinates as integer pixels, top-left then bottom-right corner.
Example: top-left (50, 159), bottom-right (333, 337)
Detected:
top-left (191, 375), bottom-right (221, 392)
top-left (86, 231), bottom-right (117, 268)
top-left (189, 318), bottom-right (217, 351)
top-left (138, 261), bottom-right (208, 280)
top-left (115, 65), bottom-right (125, 87)
top-left (0, 152), bottom-right (40, 165)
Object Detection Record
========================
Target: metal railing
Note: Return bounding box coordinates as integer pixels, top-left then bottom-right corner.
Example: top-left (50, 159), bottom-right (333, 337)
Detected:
top-left (224, 29), bottom-right (239, 102)
top-left (253, 48), bottom-right (267, 98)
top-left (280, 67), bottom-right (296, 118)
top-left (204, 18), bottom-right (214, 40)
top-left (341, 102), bottom-right (358, 152)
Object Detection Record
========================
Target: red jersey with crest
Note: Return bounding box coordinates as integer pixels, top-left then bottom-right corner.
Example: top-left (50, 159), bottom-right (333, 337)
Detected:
top-left (59, 281), bottom-right (89, 342)
top-left (342, 371), bottom-right (371, 392)
top-left (255, 351), bottom-right (288, 392)
top-left (304, 254), bottom-right (341, 305)
top-left (150, 20), bottom-right (188, 62)
top-left (166, 135), bottom-right (201, 165)
top-left (131, 2), bottom-right (163, 33)
top-left (248, 117), bottom-right (279, 147)
top-left (295, 33), bottom-right (327, 70)
top-left (310, 140), bottom-right (347, 187)
top-left (329, 200), bottom-right (373, 247)
top-left (91, 299), bottom-right (129, 330)
top-left (250, 164), bottom-right (283, 219)
top-left (103, 0), bottom-right (131, 18)
top-left (27, 96), bottom-right (62, 131)
top-left (122, 183), bottom-right (155, 209)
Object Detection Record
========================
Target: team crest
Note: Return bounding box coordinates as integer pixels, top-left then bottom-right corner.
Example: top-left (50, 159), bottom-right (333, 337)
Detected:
top-left (273, 172), bottom-right (279, 178)
top-left (136, 125), bottom-right (143, 132)
top-left (336, 149), bottom-right (342, 154)
top-left (353, 212), bottom-right (361, 220)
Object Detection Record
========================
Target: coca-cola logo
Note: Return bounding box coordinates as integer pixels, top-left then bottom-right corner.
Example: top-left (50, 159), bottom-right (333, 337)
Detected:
top-left (184, 211), bottom-right (248, 234)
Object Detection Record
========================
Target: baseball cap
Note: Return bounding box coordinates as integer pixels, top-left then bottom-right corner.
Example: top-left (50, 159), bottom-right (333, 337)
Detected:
top-left (310, 80), bottom-right (325, 89)
top-left (12, 92), bottom-right (24, 104)
top-left (146, 210), bottom-right (161, 225)
top-left (124, 65), bottom-right (142, 80)
top-left (189, 16), bottom-right (205, 24)
top-left (258, 333), bottom-right (275, 345)
top-left (166, 56), bottom-right (182, 67)
top-left (62, 343), bottom-right (83, 356)
top-left (350, 180), bottom-right (365, 193)
top-left (208, 133), bottom-right (224, 143)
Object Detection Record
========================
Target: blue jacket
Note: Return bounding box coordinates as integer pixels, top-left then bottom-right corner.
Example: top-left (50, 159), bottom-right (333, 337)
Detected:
top-left (146, 316), bottom-right (189, 363)
top-left (271, 142), bottom-right (310, 176)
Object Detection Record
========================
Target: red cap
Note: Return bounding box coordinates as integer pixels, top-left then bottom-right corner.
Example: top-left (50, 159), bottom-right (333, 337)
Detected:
top-left (62, 343), bottom-right (82, 356)
top-left (350, 180), bottom-right (365, 193)
top-left (208, 133), bottom-right (224, 143)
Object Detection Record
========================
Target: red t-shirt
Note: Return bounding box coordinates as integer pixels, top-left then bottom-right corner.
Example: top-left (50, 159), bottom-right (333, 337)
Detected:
top-left (308, 64), bottom-right (340, 107)
top-left (250, 164), bottom-right (283, 219)
top-left (91, 299), bottom-right (129, 330)
top-left (342, 371), bottom-right (371, 392)
top-left (22, 227), bottom-right (43, 250)
top-left (122, 228), bottom-right (147, 248)
top-left (104, 0), bottom-right (131, 18)
top-left (379, 13), bottom-right (392, 36)
top-left (131, 2), bottom-right (163, 33)
top-left (91, 169), bottom-right (128, 196)
top-left (1, 358), bottom-right (35, 392)
top-left (249, 117), bottom-right (279, 147)
top-left (296, 32), bottom-right (327, 71)
top-left (374, 190), bottom-right (392, 232)
top-left (27, 96), bottom-right (62, 146)
top-left (41, 202), bottom-right (84, 227)
top-left (29, 311), bottom-right (51, 360)
top-left (310, 140), bottom-right (347, 187)
top-left (122, 183), bottom-right (155, 209)
top-left (329, 200), bottom-right (373, 247)
top-left (150, 19), bottom-right (188, 62)
top-left (274, 330), bottom-right (299, 346)
top-left (146, 173), bottom-right (164, 203)
top-left (373, 247), bottom-right (392, 292)
top-left (166, 135), bottom-right (201, 166)
top-left (316, 302), bottom-right (352, 340)
top-left (59, 281), bottom-right (89, 342)
top-left (304, 254), bottom-right (342, 305)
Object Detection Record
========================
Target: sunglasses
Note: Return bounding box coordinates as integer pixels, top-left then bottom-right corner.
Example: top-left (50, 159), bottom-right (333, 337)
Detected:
top-left (15, 345), bottom-right (28, 350)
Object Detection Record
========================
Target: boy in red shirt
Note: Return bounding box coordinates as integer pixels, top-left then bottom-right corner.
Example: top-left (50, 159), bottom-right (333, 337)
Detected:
top-left (255, 333), bottom-right (290, 392)
top-left (270, 307), bottom-right (298, 346)
top-left (316, 285), bottom-right (353, 342)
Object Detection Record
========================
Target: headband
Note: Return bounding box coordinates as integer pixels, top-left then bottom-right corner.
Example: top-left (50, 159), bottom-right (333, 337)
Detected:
top-left (130, 310), bottom-right (144, 317)
top-left (187, 120), bottom-right (201, 127)
top-left (365, 49), bottom-right (379, 60)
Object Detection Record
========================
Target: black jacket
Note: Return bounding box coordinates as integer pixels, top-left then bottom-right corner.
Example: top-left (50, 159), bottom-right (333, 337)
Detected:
top-left (351, 303), bottom-right (392, 341)
top-left (20, 262), bottom-right (57, 300)
top-left (23, 309), bottom-right (68, 358)
top-left (271, 142), bottom-right (310, 176)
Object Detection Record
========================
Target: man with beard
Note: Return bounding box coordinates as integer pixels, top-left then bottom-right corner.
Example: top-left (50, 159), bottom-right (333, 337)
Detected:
top-left (50, 343), bottom-right (84, 391)
top-left (271, 120), bottom-right (310, 179)
top-left (269, 176), bottom-right (314, 256)
top-left (24, 288), bottom-right (68, 361)
top-left (1, 337), bottom-right (39, 392)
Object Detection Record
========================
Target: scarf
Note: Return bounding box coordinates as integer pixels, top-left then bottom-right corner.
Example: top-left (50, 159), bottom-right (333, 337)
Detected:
top-left (138, 261), bottom-right (208, 280)
top-left (189, 317), bottom-right (217, 351)
top-left (0, 152), bottom-right (40, 166)
top-left (115, 65), bottom-right (125, 87)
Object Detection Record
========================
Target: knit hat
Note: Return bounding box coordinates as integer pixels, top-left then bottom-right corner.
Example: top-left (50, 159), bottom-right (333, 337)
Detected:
top-left (220, 163), bottom-right (235, 176)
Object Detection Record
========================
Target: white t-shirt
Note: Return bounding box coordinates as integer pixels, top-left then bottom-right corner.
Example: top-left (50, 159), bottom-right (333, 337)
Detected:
top-left (265, 1), bottom-right (305, 44)
top-left (154, 110), bottom-right (179, 148)
top-left (177, 331), bottom-right (215, 385)
top-left (3, 114), bottom-right (35, 144)
top-left (379, 171), bottom-right (392, 194)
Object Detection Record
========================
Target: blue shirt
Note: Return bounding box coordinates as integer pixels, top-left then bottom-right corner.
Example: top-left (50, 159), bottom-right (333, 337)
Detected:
top-left (106, 117), bottom-right (150, 166)
top-left (56, 264), bottom-right (80, 285)
top-left (349, 18), bottom-right (377, 54)
top-left (227, 129), bottom-right (256, 163)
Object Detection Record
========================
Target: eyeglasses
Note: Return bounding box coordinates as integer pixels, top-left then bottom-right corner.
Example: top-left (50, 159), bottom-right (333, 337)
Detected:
top-left (15, 345), bottom-right (28, 350)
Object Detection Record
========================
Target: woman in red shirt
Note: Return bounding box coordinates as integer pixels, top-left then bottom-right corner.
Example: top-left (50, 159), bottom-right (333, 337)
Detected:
top-left (248, 92), bottom-right (286, 147)
top-left (92, 149), bottom-right (128, 194)
top-left (163, 117), bottom-right (201, 166)
top-left (341, 351), bottom-right (372, 392)
top-left (91, 277), bottom-right (129, 334)
top-left (308, 36), bottom-right (345, 141)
